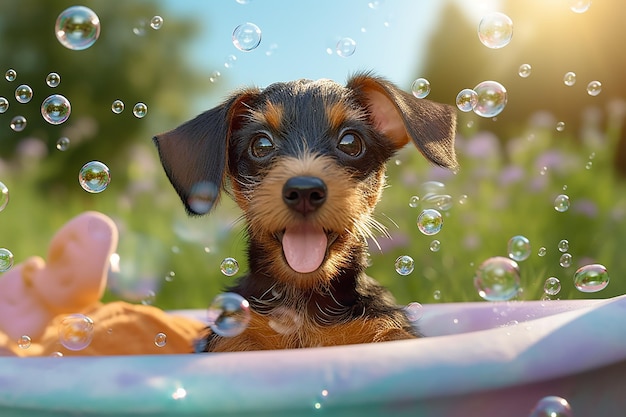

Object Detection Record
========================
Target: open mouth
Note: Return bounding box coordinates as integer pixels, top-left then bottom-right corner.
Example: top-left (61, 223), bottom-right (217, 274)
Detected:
top-left (276, 224), bottom-right (338, 274)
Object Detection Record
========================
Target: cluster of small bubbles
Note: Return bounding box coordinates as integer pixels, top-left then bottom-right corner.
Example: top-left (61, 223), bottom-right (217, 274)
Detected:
top-left (232, 22), bottom-right (262, 52)
top-left (15, 84), bottom-right (33, 104)
top-left (473, 256), bottom-right (521, 301)
top-left (46, 72), bottom-right (61, 87)
top-left (0, 97), bottom-right (8, 113)
top-left (586, 80), bottom-right (602, 96)
top-left (563, 71), bottom-right (576, 86)
top-left (224, 54), bottom-right (237, 69)
top-left (209, 71), bottom-right (221, 83)
top-left (165, 271), bottom-right (175, 282)
top-left (556, 121), bottom-right (565, 132)
top-left (5, 69), bottom-right (16, 81)
top-left (111, 99), bottom-right (124, 114)
top-left (417, 208), bottom-right (443, 235)
top-left (507, 235), bottom-right (531, 261)
top-left (477, 12), bottom-right (513, 49)
top-left (455, 88), bottom-right (478, 112)
top-left (557, 239), bottom-right (569, 252)
top-left (56, 137), bottom-right (70, 151)
top-left (574, 264), bottom-right (609, 293)
top-left (220, 257), bottom-right (240, 276)
top-left (132, 102), bottom-right (148, 118)
top-left (554, 194), bottom-right (570, 212)
top-left (10, 116), bottom-right (26, 132)
top-left (58, 314), bottom-right (94, 351)
top-left (41, 94), bottom-right (71, 125)
top-left (404, 302), bottom-right (423, 322)
top-left (150, 15), bottom-right (163, 30)
top-left (394, 255), bottom-right (414, 275)
top-left (207, 292), bottom-right (251, 337)
top-left (538, 247), bottom-right (547, 257)
top-left (544, 276), bottom-right (561, 296)
top-left (569, 0), bottom-right (592, 13)
top-left (336, 37), bottom-right (357, 57)
top-left (433, 290), bottom-right (442, 300)
top-left (408, 195), bottom-right (420, 208)
top-left (430, 240), bottom-right (441, 252)
top-left (133, 19), bottom-right (148, 36)
top-left (411, 78), bottom-right (431, 99)
top-left (154, 332), bottom-right (167, 347)
top-left (458, 194), bottom-right (468, 205)
top-left (473, 80), bottom-right (508, 118)
top-left (17, 335), bottom-right (31, 349)
top-left (585, 161), bottom-right (593, 170)
top-left (79, 161), bottom-right (111, 193)
top-left (188, 181), bottom-right (219, 214)
top-left (141, 290), bottom-right (156, 306)
top-left (529, 395), bottom-right (573, 417)
top-left (518, 63), bottom-right (532, 78)
top-left (559, 253), bottom-right (573, 268)
top-left (539, 166), bottom-right (548, 176)
top-left (0, 181), bottom-right (8, 212)
top-left (55, 5), bottom-right (101, 50)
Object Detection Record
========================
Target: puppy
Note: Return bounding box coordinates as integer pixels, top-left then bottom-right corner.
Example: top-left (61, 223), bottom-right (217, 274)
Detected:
top-left (153, 73), bottom-right (457, 351)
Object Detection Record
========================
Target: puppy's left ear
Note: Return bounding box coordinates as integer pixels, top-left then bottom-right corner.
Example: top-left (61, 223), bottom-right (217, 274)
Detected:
top-left (347, 73), bottom-right (458, 170)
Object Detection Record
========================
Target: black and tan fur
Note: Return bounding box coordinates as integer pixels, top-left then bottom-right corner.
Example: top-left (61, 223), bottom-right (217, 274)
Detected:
top-left (153, 73), bottom-right (457, 351)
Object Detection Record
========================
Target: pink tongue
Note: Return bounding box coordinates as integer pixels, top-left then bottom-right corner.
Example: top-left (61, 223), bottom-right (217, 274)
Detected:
top-left (282, 223), bottom-right (328, 273)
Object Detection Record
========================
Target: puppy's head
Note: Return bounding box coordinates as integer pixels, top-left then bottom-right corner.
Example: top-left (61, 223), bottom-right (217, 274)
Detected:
top-left (154, 73), bottom-right (457, 288)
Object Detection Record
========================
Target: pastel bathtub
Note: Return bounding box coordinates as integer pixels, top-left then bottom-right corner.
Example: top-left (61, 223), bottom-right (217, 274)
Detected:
top-left (0, 295), bottom-right (624, 417)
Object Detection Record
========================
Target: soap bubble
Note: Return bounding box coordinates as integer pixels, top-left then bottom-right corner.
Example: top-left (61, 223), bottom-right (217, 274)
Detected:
top-left (0, 181), bottom-right (8, 212)
top-left (209, 71), bottom-right (221, 83)
top-left (456, 88), bottom-right (478, 112)
top-left (154, 332), bottom-right (167, 347)
top-left (559, 253), bottom-right (572, 268)
top-left (56, 137), bottom-right (70, 151)
top-left (408, 195), bottom-right (420, 208)
top-left (220, 257), bottom-right (239, 276)
top-left (474, 256), bottom-right (521, 301)
top-left (417, 209), bottom-right (443, 235)
top-left (132, 19), bottom-right (148, 36)
top-left (563, 71), bottom-right (576, 86)
top-left (558, 239), bottom-right (569, 252)
top-left (405, 302), bottom-right (423, 322)
top-left (10, 116), bottom-right (26, 132)
top-left (0, 248), bottom-right (14, 272)
top-left (59, 314), bottom-right (94, 351)
top-left (477, 12), bottom-right (513, 49)
top-left (232, 22), bottom-right (262, 52)
top-left (41, 94), bottom-right (71, 125)
top-left (433, 290), bottom-right (442, 300)
top-left (111, 99), bottom-right (124, 114)
top-left (150, 16), bottom-right (163, 30)
top-left (79, 161), bottom-right (111, 193)
top-left (55, 6), bottom-right (101, 50)
top-left (544, 277), bottom-right (561, 296)
top-left (187, 181), bottom-right (219, 214)
top-left (507, 235), bottom-right (531, 261)
top-left (224, 54), bottom-right (238, 69)
top-left (573, 264), bottom-right (609, 292)
top-left (411, 78), bottom-right (430, 99)
top-left (586, 80), bottom-right (602, 96)
top-left (132, 102), bottom-right (148, 118)
top-left (569, 0), bottom-right (592, 13)
top-left (46, 72), bottom-right (61, 87)
top-left (5, 69), bottom-right (16, 81)
top-left (394, 255), bottom-right (415, 275)
top-left (430, 240), bottom-right (441, 252)
top-left (17, 335), bottom-right (31, 349)
top-left (556, 121), bottom-right (566, 132)
top-left (336, 37), bottom-right (357, 57)
top-left (207, 292), bottom-right (251, 337)
top-left (554, 194), bottom-right (570, 212)
top-left (518, 63), bottom-right (532, 78)
top-left (0, 97), bottom-right (8, 113)
top-left (15, 84), bottom-right (33, 104)
top-left (529, 396), bottom-right (573, 417)
top-left (473, 80), bottom-right (507, 118)
top-left (538, 247), bottom-right (547, 257)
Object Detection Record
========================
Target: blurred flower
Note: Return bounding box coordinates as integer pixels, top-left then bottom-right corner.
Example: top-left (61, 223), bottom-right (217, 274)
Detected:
top-left (499, 165), bottom-right (525, 186)
top-left (572, 199), bottom-right (598, 218)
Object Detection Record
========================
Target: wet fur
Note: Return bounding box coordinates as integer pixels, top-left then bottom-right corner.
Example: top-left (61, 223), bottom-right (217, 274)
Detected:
top-left (153, 73), bottom-right (457, 351)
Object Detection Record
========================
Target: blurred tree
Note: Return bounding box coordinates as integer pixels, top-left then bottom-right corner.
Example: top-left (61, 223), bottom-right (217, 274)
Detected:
top-left (0, 0), bottom-right (213, 195)
top-left (418, 0), bottom-right (626, 175)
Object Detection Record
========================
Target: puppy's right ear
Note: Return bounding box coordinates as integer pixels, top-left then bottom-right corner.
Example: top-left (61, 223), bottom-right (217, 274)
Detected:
top-left (153, 90), bottom-right (257, 215)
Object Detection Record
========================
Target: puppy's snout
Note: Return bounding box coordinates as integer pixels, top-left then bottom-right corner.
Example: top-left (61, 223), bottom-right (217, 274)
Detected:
top-left (282, 176), bottom-right (327, 215)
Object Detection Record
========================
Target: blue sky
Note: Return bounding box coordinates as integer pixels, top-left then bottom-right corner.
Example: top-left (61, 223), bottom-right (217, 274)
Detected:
top-left (161, 0), bottom-right (499, 111)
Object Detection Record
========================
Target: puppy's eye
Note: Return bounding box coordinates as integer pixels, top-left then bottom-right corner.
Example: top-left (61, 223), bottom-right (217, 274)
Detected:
top-left (250, 134), bottom-right (275, 159)
top-left (337, 131), bottom-right (364, 157)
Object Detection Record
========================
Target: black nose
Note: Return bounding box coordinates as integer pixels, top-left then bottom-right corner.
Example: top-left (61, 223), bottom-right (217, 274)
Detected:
top-left (282, 176), bottom-right (327, 215)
